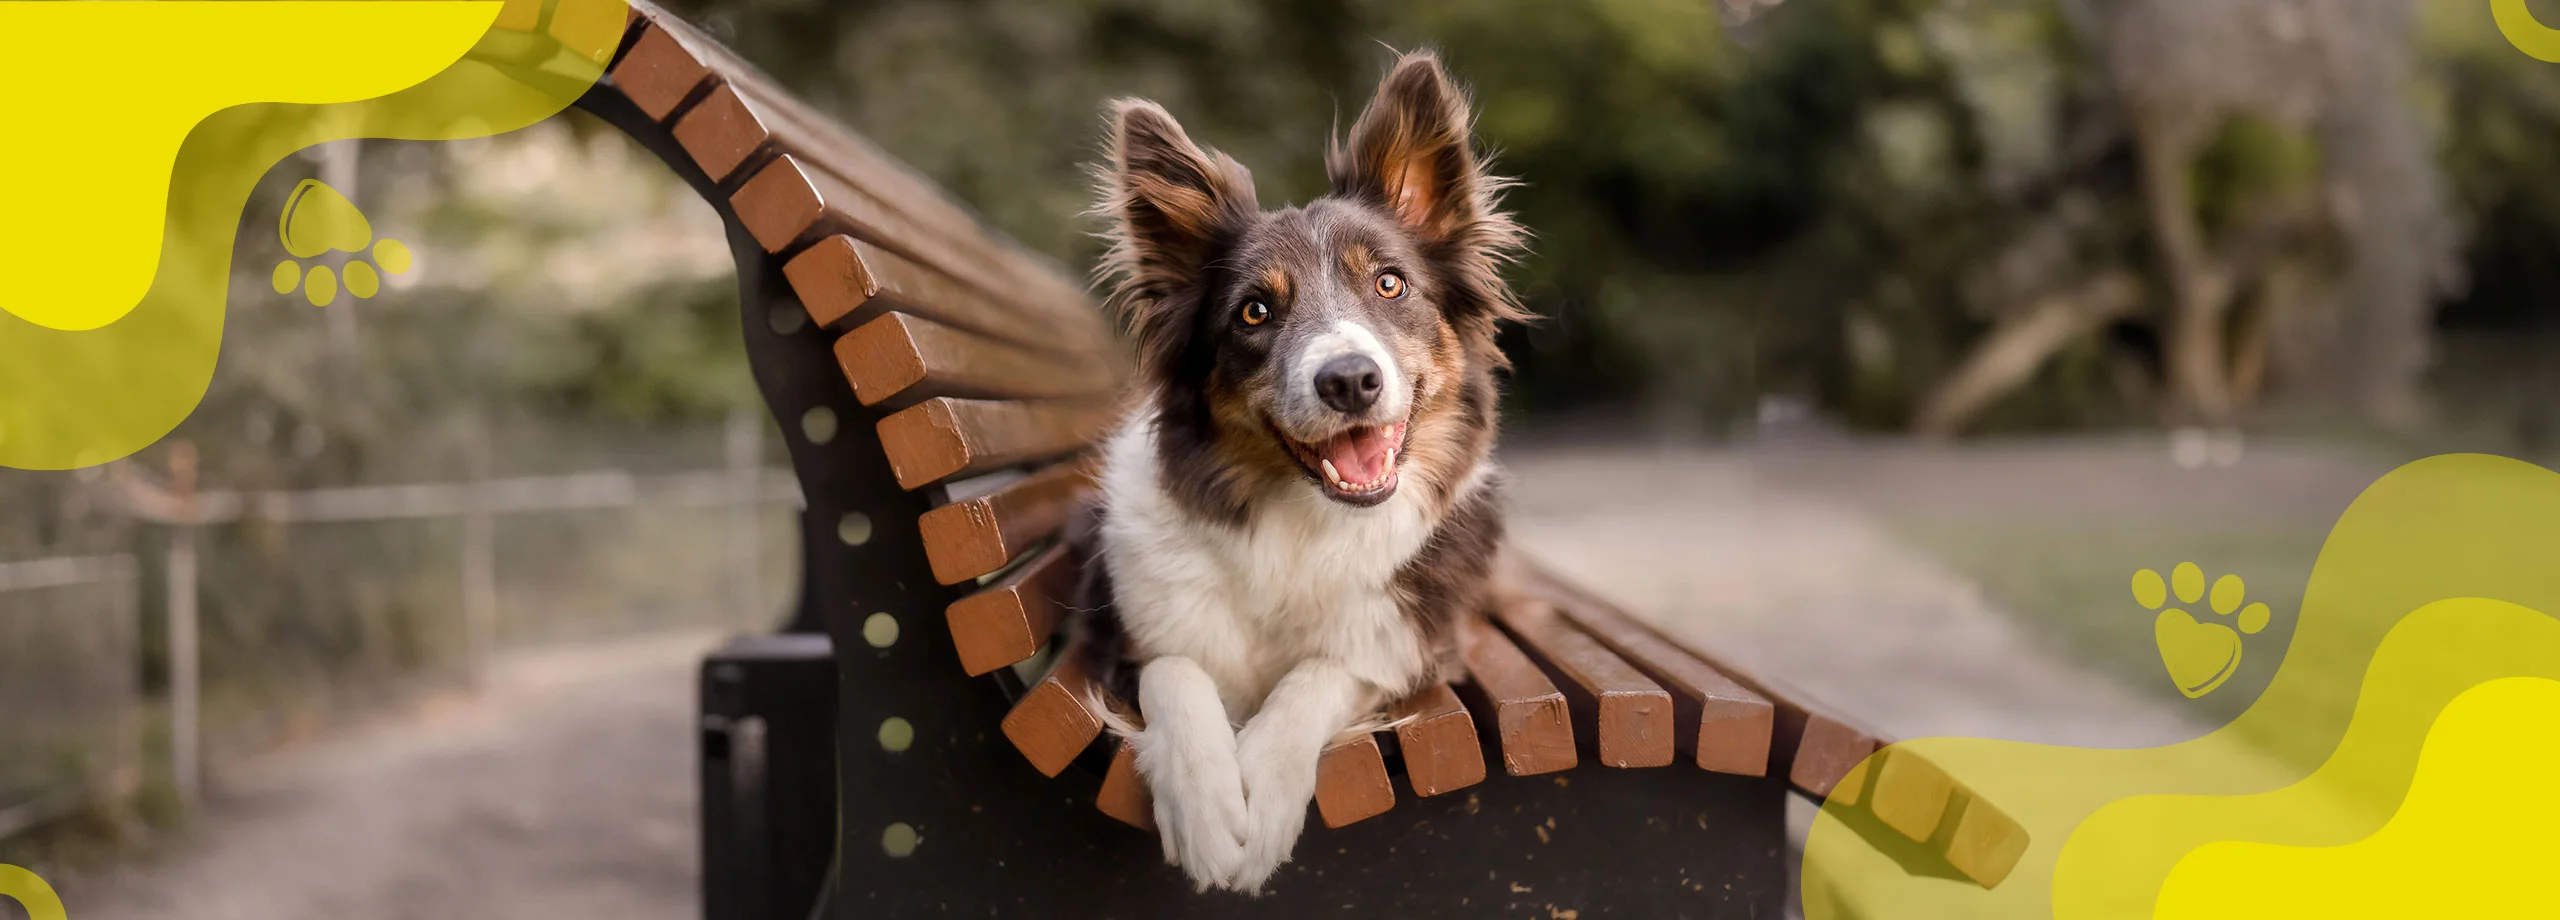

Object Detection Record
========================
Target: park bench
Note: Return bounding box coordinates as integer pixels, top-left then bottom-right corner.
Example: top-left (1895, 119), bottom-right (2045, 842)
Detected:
top-left (490, 2), bottom-right (2034, 915)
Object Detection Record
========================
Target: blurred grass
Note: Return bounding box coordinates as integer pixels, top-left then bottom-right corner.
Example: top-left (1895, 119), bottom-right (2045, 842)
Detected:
top-left (1889, 516), bottom-right (2323, 729)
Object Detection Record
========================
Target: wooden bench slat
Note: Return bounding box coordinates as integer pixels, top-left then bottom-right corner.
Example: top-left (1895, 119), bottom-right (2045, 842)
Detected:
top-left (1868, 745), bottom-right (1955, 842)
top-left (1530, 572), bottom-right (1774, 776)
top-left (671, 81), bottom-right (773, 183)
top-left (493, 0), bottom-right (542, 33)
top-left (836, 312), bottom-right (1122, 409)
top-left (919, 458), bottom-right (1094, 586)
top-left (732, 154), bottom-right (1088, 326)
top-left (1941, 784), bottom-right (2030, 888)
top-left (1388, 682), bottom-right (1485, 797)
top-left (999, 646), bottom-right (1106, 778)
top-left (786, 234), bottom-right (1125, 376)
top-left (545, 0), bottom-right (627, 65)
top-left (876, 396), bottom-right (1118, 491)
top-left (1512, 559), bottom-right (1878, 797)
top-left (1490, 597), bottom-right (1675, 768)
top-left (1787, 711), bottom-right (1884, 800)
top-left (1453, 617), bottom-right (1577, 777)
top-left (945, 543), bottom-right (1075, 677)
top-left (1515, 565), bottom-right (2028, 888)
top-left (1097, 739), bottom-right (1153, 830)
top-left (658, 44), bottom-right (1098, 318)
top-left (1314, 733), bottom-right (1395, 828)
top-left (607, 23), bottom-right (711, 122)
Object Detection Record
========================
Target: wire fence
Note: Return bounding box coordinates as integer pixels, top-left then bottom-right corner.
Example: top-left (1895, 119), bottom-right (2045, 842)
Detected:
top-left (0, 417), bottom-right (803, 836)
top-left (0, 554), bottom-right (141, 840)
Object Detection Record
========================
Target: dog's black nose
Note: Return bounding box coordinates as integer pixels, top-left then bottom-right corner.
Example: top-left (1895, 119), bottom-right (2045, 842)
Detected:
top-left (1314, 355), bottom-right (1385, 413)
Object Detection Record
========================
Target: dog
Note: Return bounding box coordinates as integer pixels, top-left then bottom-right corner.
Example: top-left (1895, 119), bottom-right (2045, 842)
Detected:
top-left (1072, 51), bottom-right (1530, 893)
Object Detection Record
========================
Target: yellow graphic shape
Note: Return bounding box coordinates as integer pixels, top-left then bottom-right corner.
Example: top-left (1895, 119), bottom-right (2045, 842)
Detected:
top-left (0, 0), bottom-right (626, 470)
top-left (0, 2), bottom-right (493, 331)
top-left (2494, 0), bottom-right (2560, 63)
top-left (280, 179), bottom-right (373, 259)
top-left (2135, 564), bottom-right (2272, 699)
top-left (2156, 676), bottom-right (2560, 918)
top-left (1800, 453), bottom-right (2560, 920)
top-left (0, 864), bottom-right (66, 920)
top-left (273, 180), bottom-right (408, 307)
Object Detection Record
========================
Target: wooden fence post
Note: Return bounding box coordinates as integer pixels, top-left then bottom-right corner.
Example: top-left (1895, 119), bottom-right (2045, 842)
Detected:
top-left (166, 442), bottom-right (201, 808)
top-left (461, 430), bottom-right (497, 681)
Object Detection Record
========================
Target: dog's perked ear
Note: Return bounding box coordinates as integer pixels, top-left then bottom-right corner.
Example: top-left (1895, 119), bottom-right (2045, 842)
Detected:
top-left (1331, 52), bottom-right (1530, 324)
top-left (1094, 100), bottom-right (1259, 373)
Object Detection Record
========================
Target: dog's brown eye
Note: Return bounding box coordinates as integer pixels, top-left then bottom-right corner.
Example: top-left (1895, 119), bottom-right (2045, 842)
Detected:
top-left (1240, 300), bottom-right (1270, 326)
top-left (1376, 272), bottom-right (1405, 299)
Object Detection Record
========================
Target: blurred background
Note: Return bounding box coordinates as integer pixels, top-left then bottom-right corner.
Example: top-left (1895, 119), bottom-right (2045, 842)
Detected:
top-left (5, 0), bottom-right (2557, 916)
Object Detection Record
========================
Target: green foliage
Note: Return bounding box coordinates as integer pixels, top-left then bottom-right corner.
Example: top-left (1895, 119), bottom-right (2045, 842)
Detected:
top-left (509, 276), bottom-right (755, 424)
top-left (677, 0), bottom-right (2111, 423)
top-left (2190, 114), bottom-right (2322, 233)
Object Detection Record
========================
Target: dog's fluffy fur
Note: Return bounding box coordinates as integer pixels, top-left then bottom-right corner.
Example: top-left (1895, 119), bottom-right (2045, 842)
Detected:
top-left (1072, 51), bottom-right (1529, 893)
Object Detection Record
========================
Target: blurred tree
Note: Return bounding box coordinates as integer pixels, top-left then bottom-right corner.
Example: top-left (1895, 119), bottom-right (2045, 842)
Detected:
top-left (655, 0), bottom-right (2503, 438)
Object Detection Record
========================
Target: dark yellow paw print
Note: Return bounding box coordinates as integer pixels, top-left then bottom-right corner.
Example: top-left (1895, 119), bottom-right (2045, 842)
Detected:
top-left (2134, 562), bottom-right (2272, 699)
top-left (270, 179), bottom-right (411, 307)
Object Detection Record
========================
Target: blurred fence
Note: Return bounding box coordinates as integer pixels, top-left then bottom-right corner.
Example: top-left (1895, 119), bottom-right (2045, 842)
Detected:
top-left (0, 554), bottom-right (142, 840)
top-left (0, 419), bottom-right (803, 837)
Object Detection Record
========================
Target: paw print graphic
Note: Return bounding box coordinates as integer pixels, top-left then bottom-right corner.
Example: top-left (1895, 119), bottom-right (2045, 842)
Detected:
top-left (269, 179), bottom-right (412, 307)
top-left (2133, 562), bottom-right (2272, 699)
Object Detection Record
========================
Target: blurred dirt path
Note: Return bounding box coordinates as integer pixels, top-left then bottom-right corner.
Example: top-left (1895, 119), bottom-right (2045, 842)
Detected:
top-left (1503, 443), bottom-right (2204, 749)
top-left (61, 631), bottom-right (717, 920)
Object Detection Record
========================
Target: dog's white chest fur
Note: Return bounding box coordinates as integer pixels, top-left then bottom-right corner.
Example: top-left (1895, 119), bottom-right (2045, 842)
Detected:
top-left (1098, 417), bottom-right (1442, 721)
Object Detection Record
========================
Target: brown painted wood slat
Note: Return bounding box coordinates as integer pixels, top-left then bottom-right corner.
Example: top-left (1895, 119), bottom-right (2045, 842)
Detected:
top-left (731, 154), bottom-right (1086, 324)
top-left (1529, 571), bottom-right (1774, 776)
top-left (1787, 712), bottom-right (1883, 800)
top-left (876, 396), bottom-right (1118, 491)
top-left (1453, 617), bottom-right (1576, 777)
top-left (1388, 682), bottom-right (1484, 797)
top-left (778, 235), bottom-right (880, 328)
top-left (1868, 746), bottom-right (1954, 842)
top-left (627, 0), bottom-right (1105, 358)
top-left (606, 23), bottom-right (710, 122)
top-left (671, 81), bottom-right (771, 183)
top-left (919, 458), bottom-right (1094, 587)
top-left (493, 0), bottom-right (541, 32)
top-left (736, 162), bottom-right (1122, 364)
top-left (999, 646), bottom-right (1106, 778)
top-left (1869, 746), bottom-right (2029, 888)
top-left (1314, 733), bottom-right (1395, 828)
top-left (783, 234), bottom-right (1124, 374)
top-left (1941, 785), bottom-right (2030, 888)
top-left (1512, 560), bottom-right (1878, 798)
top-left (1490, 597), bottom-right (1675, 768)
top-left (545, 0), bottom-right (627, 64)
top-left (1097, 739), bottom-right (1153, 830)
top-left (944, 543), bottom-right (1075, 677)
top-left (1518, 564), bottom-right (2027, 888)
top-left (655, 45), bottom-right (1097, 319)
top-left (835, 312), bottom-right (1121, 409)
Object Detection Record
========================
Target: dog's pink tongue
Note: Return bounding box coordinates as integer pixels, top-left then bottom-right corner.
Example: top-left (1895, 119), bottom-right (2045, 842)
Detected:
top-left (1322, 425), bottom-right (1396, 485)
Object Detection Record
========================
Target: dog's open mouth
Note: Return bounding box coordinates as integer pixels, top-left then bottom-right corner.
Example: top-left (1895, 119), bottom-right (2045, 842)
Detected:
top-left (1279, 421), bottom-right (1408, 504)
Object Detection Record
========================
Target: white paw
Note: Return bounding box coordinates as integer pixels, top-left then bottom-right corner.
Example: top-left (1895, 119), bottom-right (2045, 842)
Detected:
top-left (1132, 724), bottom-right (1248, 891)
top-left (1230, 725), bottom-right (1320, 893)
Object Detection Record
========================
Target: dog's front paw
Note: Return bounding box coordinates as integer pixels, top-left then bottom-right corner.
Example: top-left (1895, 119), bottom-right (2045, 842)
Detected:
top-left (1230, 726), bottom-right (1321, 893)
top-left (1132, 725), bottom-right (1248, 891)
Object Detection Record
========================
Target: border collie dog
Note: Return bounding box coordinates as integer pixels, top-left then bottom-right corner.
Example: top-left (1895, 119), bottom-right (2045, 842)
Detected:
top-left (1076, 52), bottom-right (1530, 893)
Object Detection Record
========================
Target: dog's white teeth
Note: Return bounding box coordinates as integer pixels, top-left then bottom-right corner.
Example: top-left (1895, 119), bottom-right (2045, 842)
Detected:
top-left (1321, 459), bottom-right (1341, 485)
